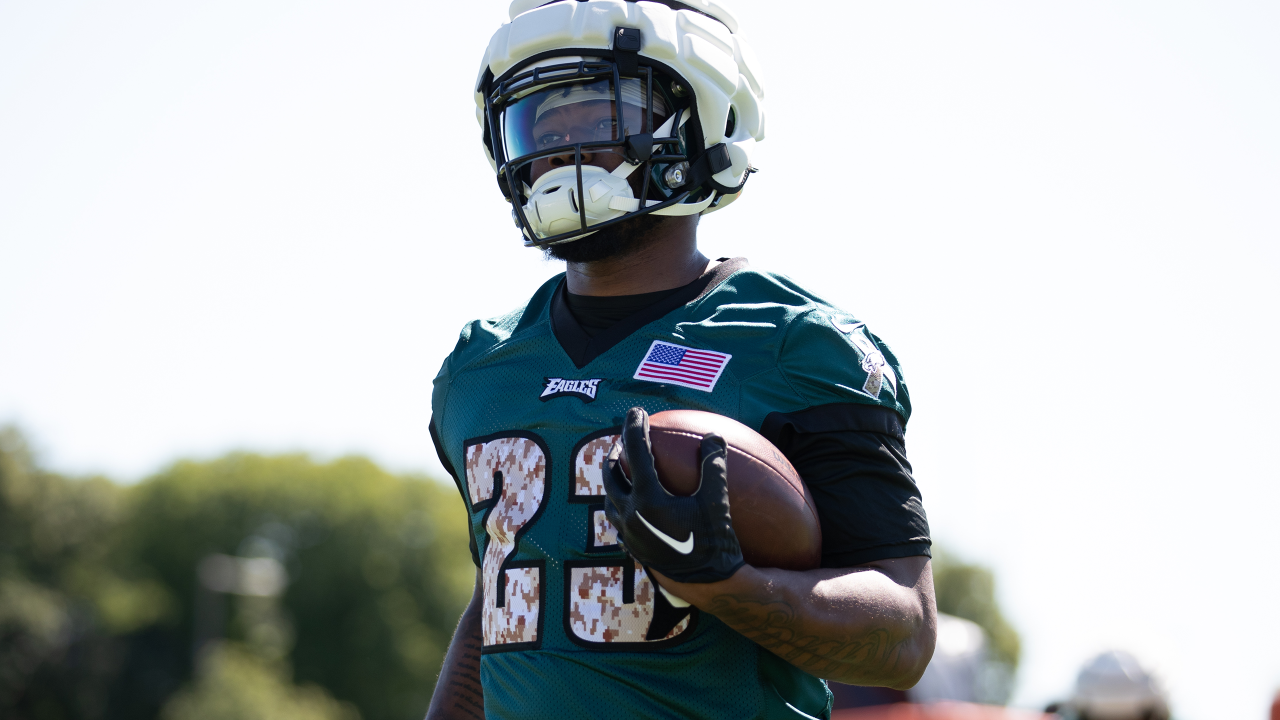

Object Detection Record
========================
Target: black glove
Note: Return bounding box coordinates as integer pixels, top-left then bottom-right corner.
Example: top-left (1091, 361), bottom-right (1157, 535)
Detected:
top-left (602, 407), bottom-right (745, 584)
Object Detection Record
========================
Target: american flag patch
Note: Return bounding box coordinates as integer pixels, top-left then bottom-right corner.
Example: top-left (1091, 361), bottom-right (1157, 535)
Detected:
top-left (632, 341), bottom-right (731, 392)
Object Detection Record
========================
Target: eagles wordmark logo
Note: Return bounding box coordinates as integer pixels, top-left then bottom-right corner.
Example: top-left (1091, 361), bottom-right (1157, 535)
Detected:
top-left (540, 378), bottom-right (602, 403)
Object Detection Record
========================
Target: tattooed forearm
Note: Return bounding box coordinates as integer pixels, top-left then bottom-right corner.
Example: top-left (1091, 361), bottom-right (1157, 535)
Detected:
top-left (707, 594), bottom-right (913, 685)
top-left (444, 637), bottom-right (484, 719)
top-left (426, 572), bottom-right (485, 720)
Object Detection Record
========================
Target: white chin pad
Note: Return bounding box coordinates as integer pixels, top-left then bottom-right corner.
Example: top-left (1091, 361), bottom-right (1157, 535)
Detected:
top-left (523, 165), bottom-right (635, 238)
top-left (657, 585), bottom-right (691, 608)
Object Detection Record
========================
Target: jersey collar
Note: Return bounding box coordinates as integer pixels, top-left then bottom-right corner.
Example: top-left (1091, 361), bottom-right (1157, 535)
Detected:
top-left (550, 257), bottom-right (748, 369)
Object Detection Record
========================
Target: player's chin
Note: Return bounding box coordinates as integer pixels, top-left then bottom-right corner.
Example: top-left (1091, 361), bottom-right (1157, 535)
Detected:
top-left (542, 214), bottom-right (668, 263)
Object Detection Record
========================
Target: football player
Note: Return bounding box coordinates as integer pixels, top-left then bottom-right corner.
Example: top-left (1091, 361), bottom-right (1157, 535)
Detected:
top-left (426, 1), bottom-right (936, 718)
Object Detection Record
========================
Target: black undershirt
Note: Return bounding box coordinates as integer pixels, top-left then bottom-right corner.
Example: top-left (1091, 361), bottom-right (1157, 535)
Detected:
top-left (547, 260), bottom-right (747, 368)
top-left (564, 287), bottom-right (683, 338)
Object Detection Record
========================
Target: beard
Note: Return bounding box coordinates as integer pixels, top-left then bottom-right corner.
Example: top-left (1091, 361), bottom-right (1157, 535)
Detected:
top-left (542, 214), bottom-right (672, 263)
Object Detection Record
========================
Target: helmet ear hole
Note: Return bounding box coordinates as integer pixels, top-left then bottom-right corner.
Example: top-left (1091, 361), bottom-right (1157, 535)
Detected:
top-left (725, 107), bottom-right (737, 138)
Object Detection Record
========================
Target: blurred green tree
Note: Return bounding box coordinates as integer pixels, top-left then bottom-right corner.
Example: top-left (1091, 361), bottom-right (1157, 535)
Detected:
top-left (0, 427), bottom-right (473, 720)
top-left (931, 547), bottom-right (1021, 670)
top-left (160, 643), bottom-right (357, 720)
top-left (1, 426), bottom-right (173, 719)
top-left (121, 452), bottom-right (473, 720)
top-left (931, 547), bottom-right (1022, 704)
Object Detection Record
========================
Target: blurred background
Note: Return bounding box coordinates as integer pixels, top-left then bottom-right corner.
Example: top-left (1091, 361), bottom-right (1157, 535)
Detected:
top-left (2, 0), bottom-right (1277, 719)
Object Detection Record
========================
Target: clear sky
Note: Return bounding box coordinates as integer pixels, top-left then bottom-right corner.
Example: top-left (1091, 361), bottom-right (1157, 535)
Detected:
top-left (2, 1), bottom-right (1277, 718)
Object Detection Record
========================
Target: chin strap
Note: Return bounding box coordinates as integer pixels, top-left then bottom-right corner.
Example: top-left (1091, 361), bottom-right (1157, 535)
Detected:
top-left (611, 160), bottom-right (640, 180)
top-left (608, 197), bottom-right (658, 212)
top-left (609, 193), bottom-right (716, 215)
top-left (654, 193), bottom-right (717, 215)
top-left (653, 112), bottom-right (678, 142)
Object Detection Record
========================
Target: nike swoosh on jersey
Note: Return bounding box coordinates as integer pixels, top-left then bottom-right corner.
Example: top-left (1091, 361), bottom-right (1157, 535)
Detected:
top-left (830, 318), bottom-right (865, 335)
top-left (636, 511), bottom-right (694, 555)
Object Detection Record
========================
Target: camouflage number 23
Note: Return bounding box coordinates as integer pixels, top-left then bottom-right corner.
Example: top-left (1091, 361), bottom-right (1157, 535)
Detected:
top-left (464, 430), bottom-right (694, 653)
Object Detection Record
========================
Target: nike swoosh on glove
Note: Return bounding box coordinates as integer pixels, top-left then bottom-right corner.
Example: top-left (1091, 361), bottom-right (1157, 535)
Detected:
top-left (602, 406), bottom-right (745, 584)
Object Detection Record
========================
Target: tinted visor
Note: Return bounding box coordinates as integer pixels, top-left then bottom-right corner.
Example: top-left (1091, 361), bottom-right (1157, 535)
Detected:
top-left (502, 78), bottom-right (668, 162)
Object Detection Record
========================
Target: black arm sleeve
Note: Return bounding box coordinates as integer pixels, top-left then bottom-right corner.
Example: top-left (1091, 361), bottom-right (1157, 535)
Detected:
top-left (760, 404), bottom-right (931, 568)
top-left (430, 417), bottom-right (481, 568)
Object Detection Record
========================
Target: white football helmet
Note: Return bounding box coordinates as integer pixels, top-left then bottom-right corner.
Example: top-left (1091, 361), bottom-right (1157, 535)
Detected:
top-left (475, 0), bottom-right (765, 246)
top-left (1070, 651), bottom-right (1170, 720)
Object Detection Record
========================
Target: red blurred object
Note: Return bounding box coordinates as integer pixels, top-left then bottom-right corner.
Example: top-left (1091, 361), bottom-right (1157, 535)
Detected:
top-left (1270, 689), bottom-right (1279, 720)
top-left (832, 702), bottom-right (1054, 720)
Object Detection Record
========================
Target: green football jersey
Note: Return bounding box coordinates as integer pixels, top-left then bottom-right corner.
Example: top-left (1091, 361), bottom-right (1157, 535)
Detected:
top-left (431, 259), bottom-right (910, 720)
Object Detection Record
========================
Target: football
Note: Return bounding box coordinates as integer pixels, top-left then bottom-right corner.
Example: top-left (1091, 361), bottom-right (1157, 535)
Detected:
top-left (621, 409), bottom-right (822, 571)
